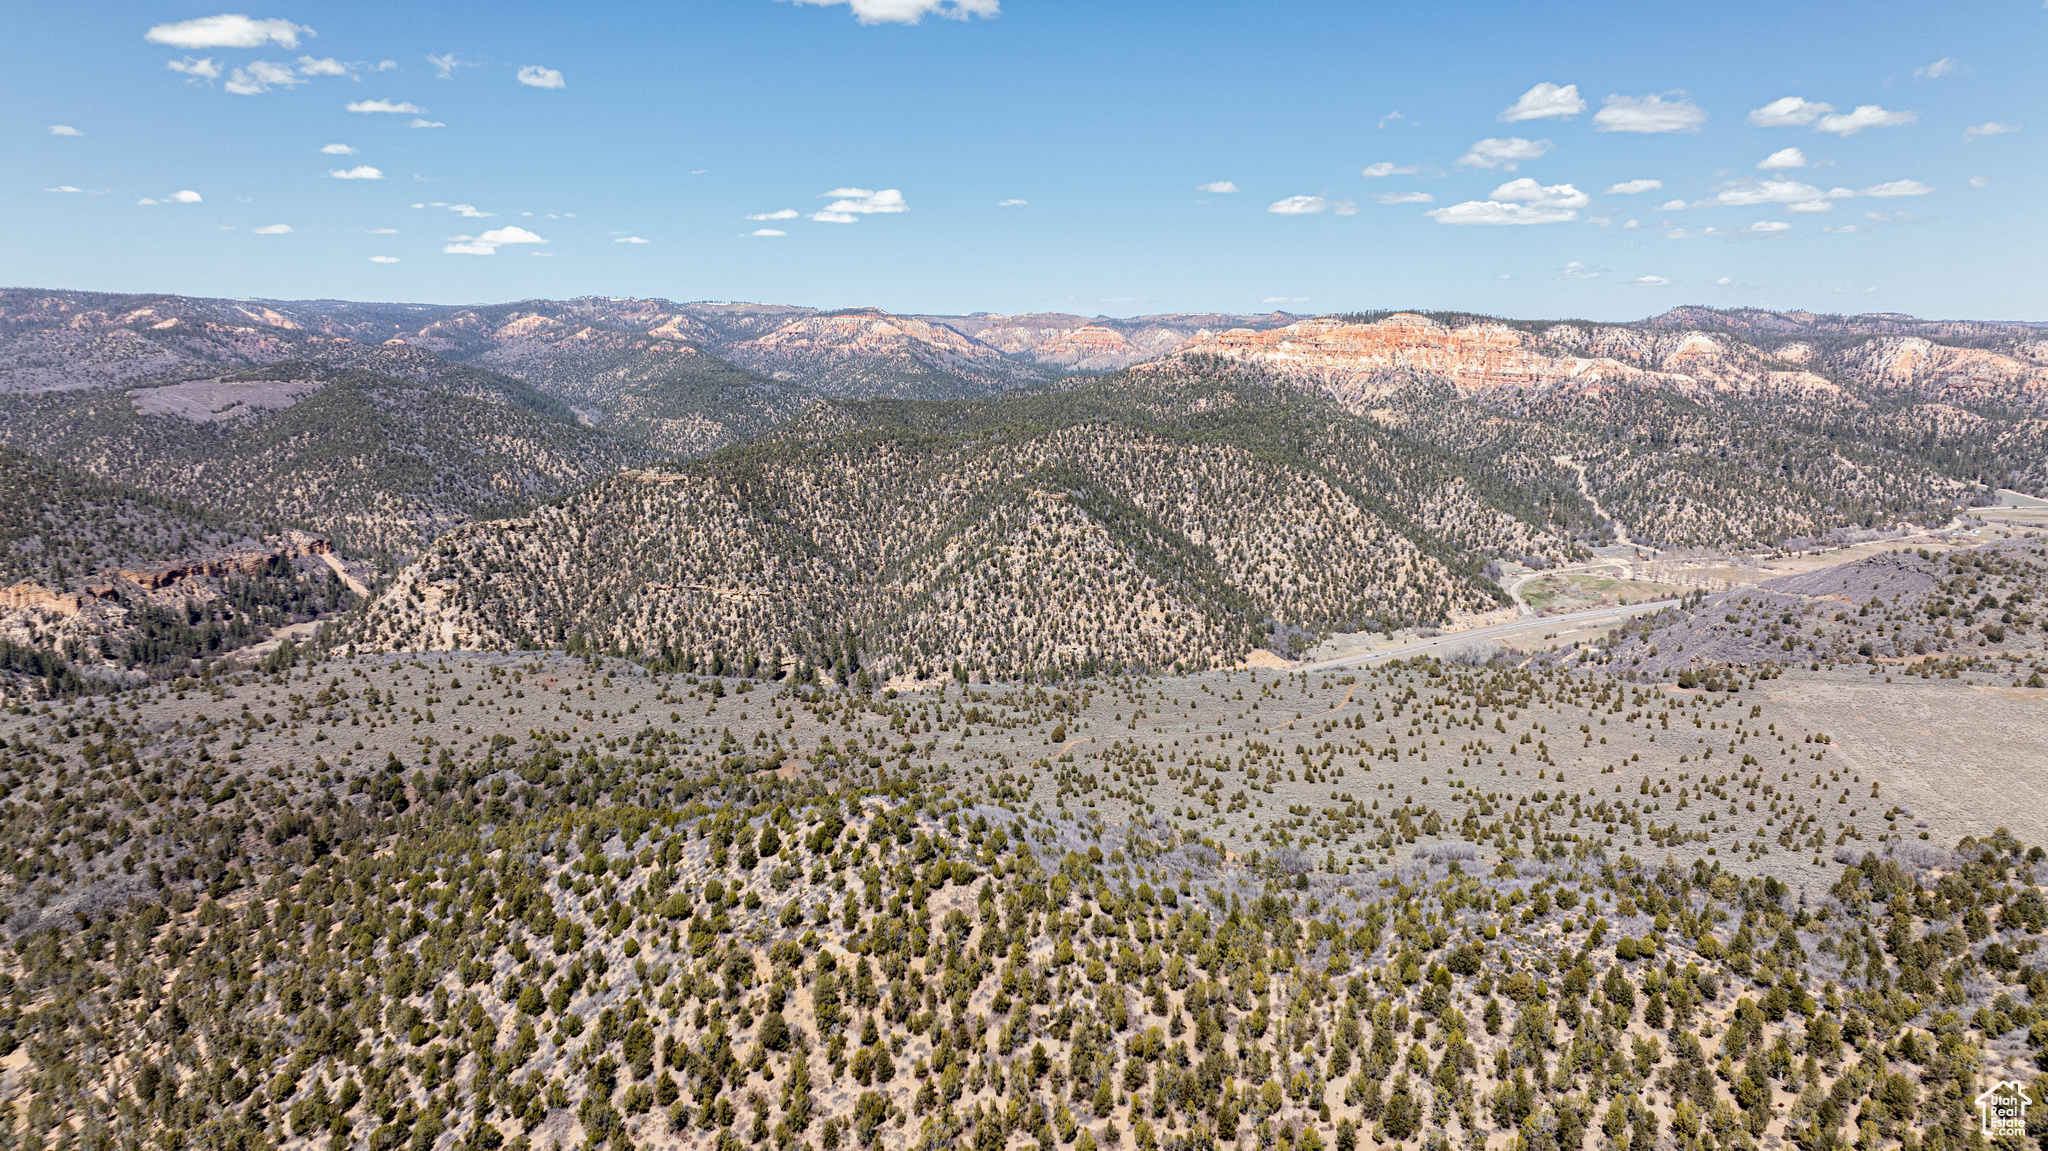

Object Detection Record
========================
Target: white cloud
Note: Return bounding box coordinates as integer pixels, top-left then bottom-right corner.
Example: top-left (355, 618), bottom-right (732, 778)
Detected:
top-left (320, 143), bottom-right (357, 154)
top-left (1375, 191), bottom-right (1434, 204)
top-left (1655, 199), bottom-right (1688, 210)
top-left (1488, 178), bottom-right (1588, 209)
top-left (47, 124), bottom-right (82, 136)
top-left (1261, 297), bottom-right (1311, 304)
top-left (1787, 199), bottom-right (1833, 212)
top-left (1861, 179), bottom-right (1933, 197)
top-left (138, 189), bottom-right (204, 205)
top-left (427, 53), bottom-right (463, 79)
top-left (225, 60), bottom-right (305, 94)
top-left (1754, 147), bottom-right (1808, 172)
top-left (369, 255), bottom-right (399, 263)
top-left (1630, 275), bottom-right (1670, 286)
top-left (784, 0), bottom-right (999, 25)
top-left (1748, 97), bottom-right (1833, 127)
top-left (252, 223), bottom-right (293, 234)
top-left (1701, 178), bottom-right (1848, 207)
top-left (746, 209), bottom-right (800, 220)
top-left (1196, 180), bottom-right (1239, 193)
top-left (1969, 175), bottom-right (1991, 188)
top-left (1606, 179), bottom-right (1663, 194)
top-left (1332, 200), bottom-right (1358, 215)
top-left (347, 99), bottom-right (423, 114)
top-left (1965, 122), bottom-right (2018, 140)
top-left (1425, 199), bottom-right (1577, 225)
top-left (750, 228), bottom-right (787, 237)
top-left (1558, 261), bottom-right (1603, 280)
top-left (1663, 227), bottom-right (1726, 239)
top-left (45, 185), bottom-right (105, 194)
top-left (816, 188), bottom-right (907, 219)
top-left (1499, 82), bottom-right (1585, 122)
top-left (1715, 277), bottom-right (1732, 285)
top-left (409, 118), bottom-right (444, 129)
top-left (996, 198), bottom-right (1026, 206)
top-left (1267, 195), bottom-right (1328, 215)
top-left (167, 57), bottom-right (222, 80)
top-left (1916, 56), bottom-right (1959, 79)
top-left (1594, 93), bottom-right (1706, 134)
top-left (447, 204), bottom-right (493, 218)
top-left (368, 227), bottom-right (397, 233)
top-left (1359, 163), bottom-right (1418, 178)
top-left (329, 166), bottom-right (383, 180)
top-left (517, 65), bottom-right (565, 89)
top-left (297, 56), bottom-right (349, 76)
top-left (1455, 136), bottom-right (1551, 170)
top-left (1744, 220), bottom-right (1791, 233)
top-left (145, 15), bottom-right (309, 50)
top-left (1822, 225), bottom-right (1868, 234)
top-left (443, 225), bottom-right (546, 255)
top-left (613, 236), bottom-right (649, 243)
top-left (1816, 105), bottom-right (1915, 136)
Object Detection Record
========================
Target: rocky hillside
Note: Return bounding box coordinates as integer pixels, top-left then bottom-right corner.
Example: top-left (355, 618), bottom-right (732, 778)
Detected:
top-left (0, 360), bottom-right (652, 560)
top-left (349, 365), bottom-right (1604, 674)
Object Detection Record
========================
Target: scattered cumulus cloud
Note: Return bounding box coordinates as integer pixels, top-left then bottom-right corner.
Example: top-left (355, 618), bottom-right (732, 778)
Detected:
top-left (137, 190), bottom-right (203, 205)
top-left (1749, 97), bottom-right (1832, 127)
top-left (1196, 181), bottom-right (1239, 193)
top-left (145, 15), bottom-right (309, 50)
top-left (1656, 199), bottom-right (1687, 211)
top-left (1425, 199), bottom-right (1577, 225)
top-left (1267, 195), bottom-right (1328, 215)
top-left (1701, 178), bottom-right (1857, 208)
top-left (813, 188), bottom-right (906, 221)
top-left (1605, 179), bottom-right (1663, 194)
top-left (1969, 176), bottom-right (1991, 188)
top-left (747, 209), bottom-right (800, 221)
top-left (167, 57), bottom-right (222, 80)
top-left (1332, 200), bottom-right (1358, 215)
top-left (1593, 92), bottom-right (1706, 134)
top-left (1455, 137), bottom-right (1550, 170)
top-left (783, 0), bottom-right (999, 25)
top-left (1965, 122), bottom-right (2018, 140)
top-left (1375, 191), bottom-right (1433, 204)
top-left (369, 255), bottom-right (399, 262)
top-left (1916, 57), bottom-right (1959, 79)
top-left (1787, 199), bottom-right (1833, 213)
top-left (45, 185), bottom-right (107, 194)
top-left (996, 198), bottom-right (1026, 207)
top-left (320, 143), bottom-right (356, 154)
top-left (1816, 105), bottom-right (1915, 136)
top-left (1359, 163), bottom-right (1418, 178)
top-left (1489, 178), bottom-right (1588, 209)
top-left (1757, 147), bottom-right (1807, 171)
top-left (1744, 220), bottom-right (1791, 233)
top-left (329, 166), bottom-right (383, 180)
top-left (447, 204), bottom-right (493, 218)
top-left (409, 118), bottom-right (444, 129)
top-left (1499, 82), bottom-right (1585, 122)
top-left (367, 228), bottom-right (397, 234)
top-left (443, 225), bottom-right (546, 255)
top-left (296, 56), bottom-right (350, 76)
top-left (750, 228), bottom-right (787, 237)
top-left (1261, 297), bottom-right (1311, 305)
top-left (225, 60), bottom-right (305, 94)
top-left (347, 99), bottom-right (422, 114)
top-left (1862, 179), bottom-right (1933, 197)
top-left (252, 223), bottom-right (293, 234)
top-left (516, 65), bottom-right (565, 89)
top-left (1557, 261), bottom-right (1603, 280)
top-left (48, 125), bottom-right (83, 136)
top-left (427, 53), bottom-right (464, 79)
top-left (613, 236), bottom-right (648, 244)
top-left (1630, 275), bottom-right (1670, 286)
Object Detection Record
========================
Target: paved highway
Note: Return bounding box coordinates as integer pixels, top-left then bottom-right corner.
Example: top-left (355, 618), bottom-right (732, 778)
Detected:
top-left (1293, 598), bottom-right (1681, 672)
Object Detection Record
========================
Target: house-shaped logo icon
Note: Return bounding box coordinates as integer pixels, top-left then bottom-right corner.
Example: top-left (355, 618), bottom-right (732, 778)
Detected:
top-left (1977, 1079), bottom-right (2032, 1138)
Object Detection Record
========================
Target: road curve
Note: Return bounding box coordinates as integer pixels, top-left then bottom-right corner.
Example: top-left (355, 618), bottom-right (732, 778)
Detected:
top-left (1293, 598), bottom-right (1681, 673)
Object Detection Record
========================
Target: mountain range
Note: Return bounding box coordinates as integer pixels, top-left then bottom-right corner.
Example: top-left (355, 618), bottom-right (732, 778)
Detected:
top-left (3, 285), bottom-right (2045, 681)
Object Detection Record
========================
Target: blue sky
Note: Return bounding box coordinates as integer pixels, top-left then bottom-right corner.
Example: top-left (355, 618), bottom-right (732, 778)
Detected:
top-left (9, 0), bottom-right (2045, 319)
